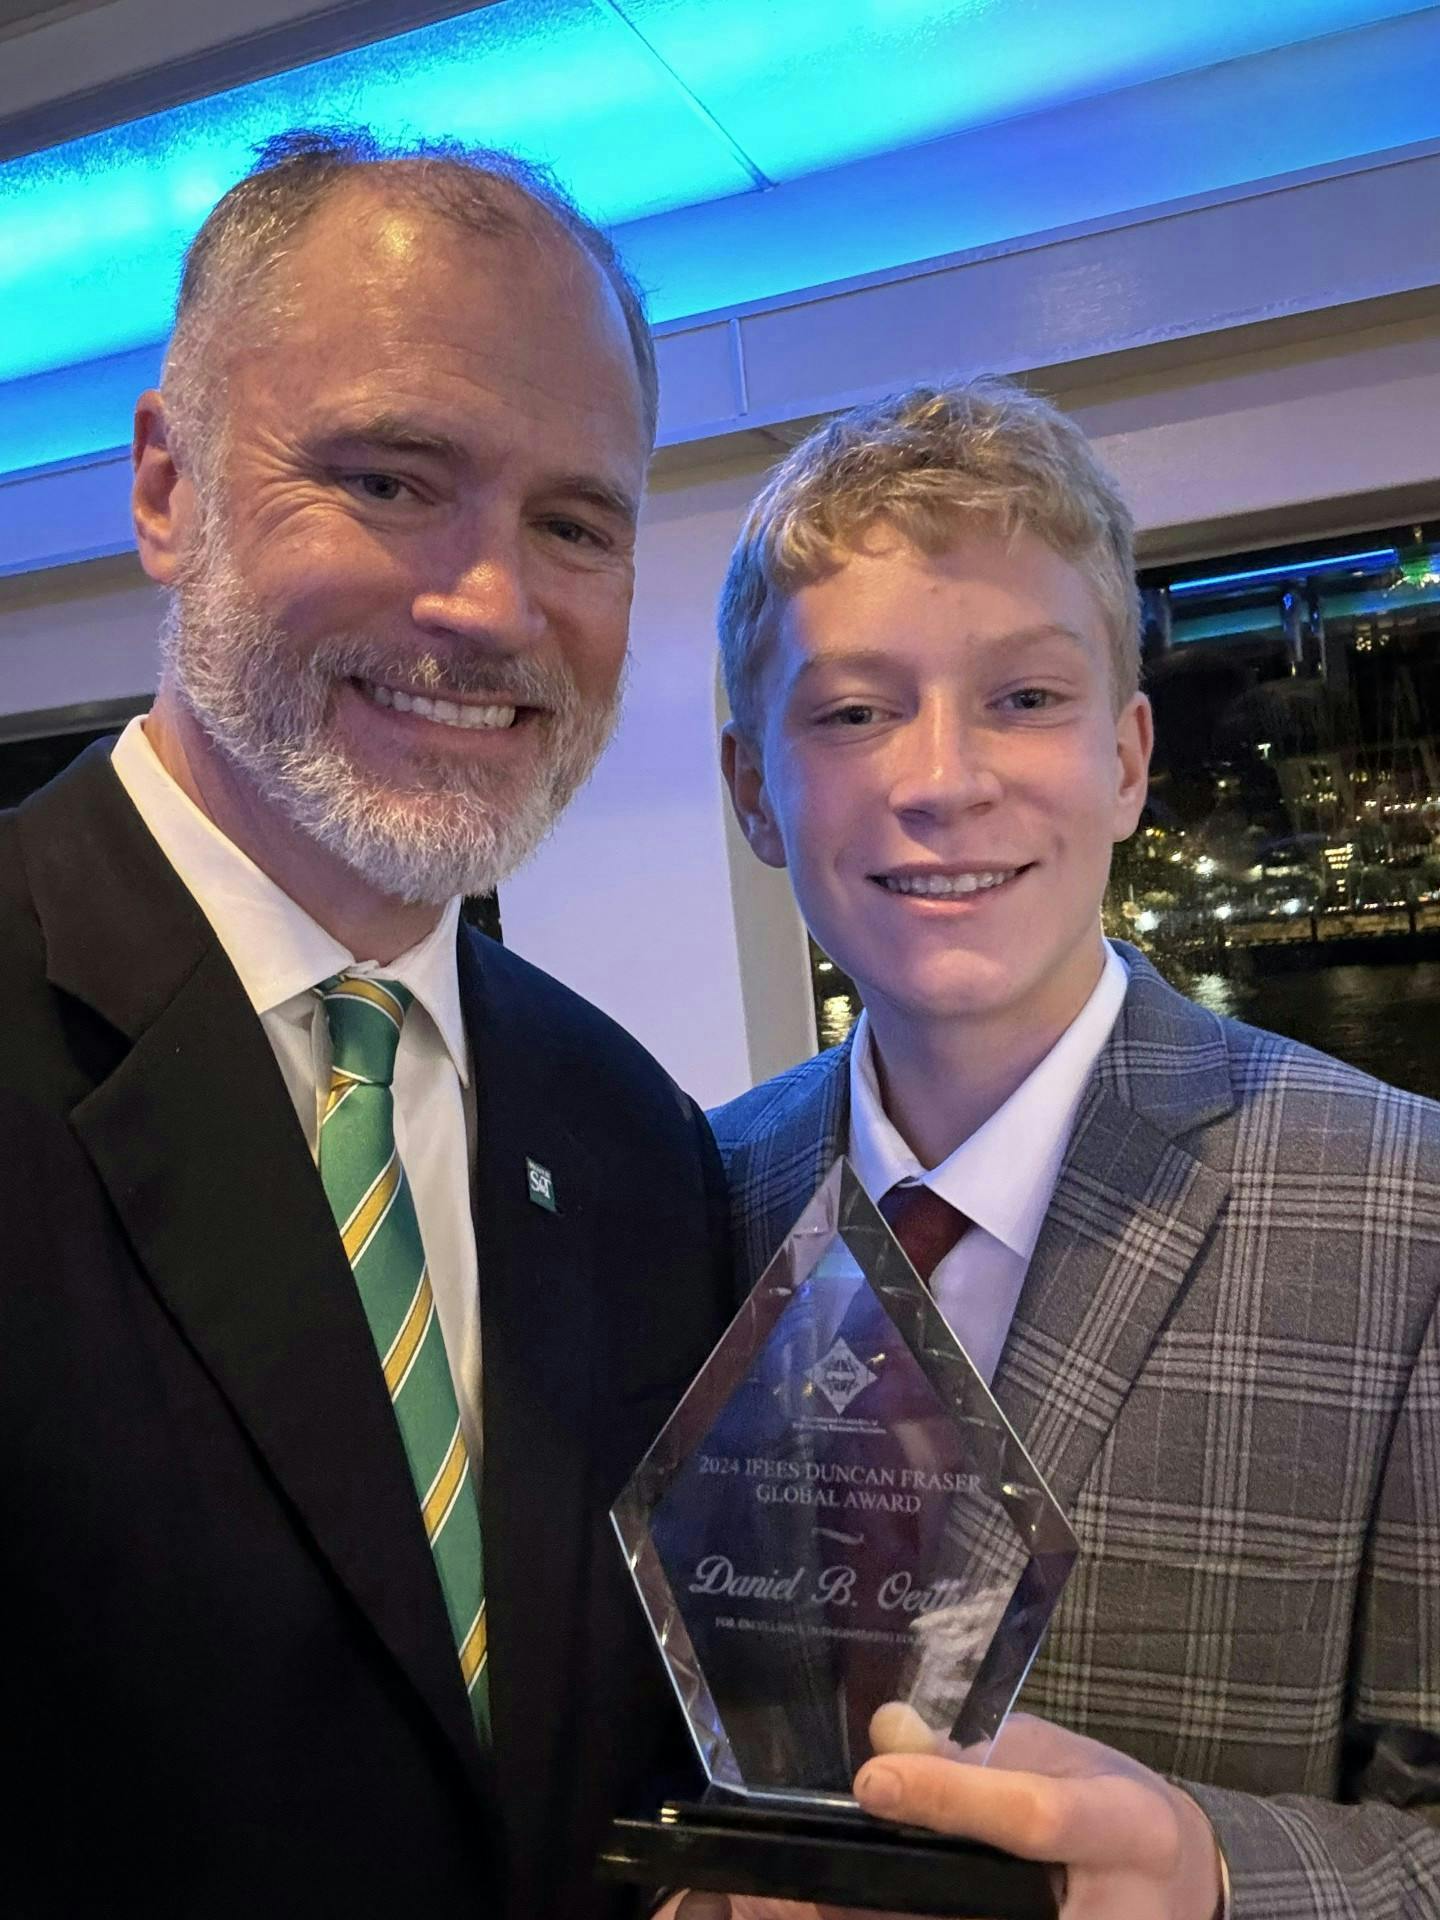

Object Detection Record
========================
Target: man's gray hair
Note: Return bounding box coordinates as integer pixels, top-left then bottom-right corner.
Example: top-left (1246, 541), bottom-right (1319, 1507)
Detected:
top-left (718, 379), bottom-right (1141, 738)
top-left (162, 125), bottom-right (658, 481)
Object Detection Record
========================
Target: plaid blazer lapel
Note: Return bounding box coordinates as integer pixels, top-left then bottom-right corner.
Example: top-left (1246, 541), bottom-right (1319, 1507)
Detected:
top-left (726, 1040), bottom-right (852, 1294)
top-left (991, 949), bottom-right (1235, 1514)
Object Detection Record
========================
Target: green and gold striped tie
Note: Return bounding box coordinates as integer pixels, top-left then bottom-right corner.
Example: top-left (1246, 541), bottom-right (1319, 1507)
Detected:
top-left (316, 973), bottom-right (490, 1741)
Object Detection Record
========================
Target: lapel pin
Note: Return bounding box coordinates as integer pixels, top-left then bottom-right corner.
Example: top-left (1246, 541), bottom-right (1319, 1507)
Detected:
top-left (526, 1157), bottom-right (558, 1214)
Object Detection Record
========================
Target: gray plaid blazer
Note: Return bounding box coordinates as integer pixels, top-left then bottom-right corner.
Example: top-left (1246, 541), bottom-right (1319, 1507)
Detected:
top-left (709, 947), bottom-right (1440, 1917)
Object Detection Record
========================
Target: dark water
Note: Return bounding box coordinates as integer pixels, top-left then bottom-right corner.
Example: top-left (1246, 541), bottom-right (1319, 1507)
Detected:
top-left (1180, 963), bottom-right (1440, 1103)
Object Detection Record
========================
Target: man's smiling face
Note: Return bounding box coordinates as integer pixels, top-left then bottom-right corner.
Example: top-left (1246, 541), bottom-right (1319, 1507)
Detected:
top-left (726, 521), bottom-right (1152, 1049)
top-left (161, 181), bottom-right (650, 902)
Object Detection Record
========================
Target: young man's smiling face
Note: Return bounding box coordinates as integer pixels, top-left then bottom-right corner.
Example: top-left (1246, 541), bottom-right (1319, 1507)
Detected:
top-left (725, 521), bottom-right (1152, 1054)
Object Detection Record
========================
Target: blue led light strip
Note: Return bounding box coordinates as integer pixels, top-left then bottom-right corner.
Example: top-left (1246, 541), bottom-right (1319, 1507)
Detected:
top-left (1169, 548), bottom-right (1399, 595)
top-left (0, 0), bottom-right (758, 393)
top-left (4, 0), bottom-right (1440, 490)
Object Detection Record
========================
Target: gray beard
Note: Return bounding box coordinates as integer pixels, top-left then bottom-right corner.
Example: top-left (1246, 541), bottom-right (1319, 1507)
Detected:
top-left (159, 538), bottom-right (621, 906)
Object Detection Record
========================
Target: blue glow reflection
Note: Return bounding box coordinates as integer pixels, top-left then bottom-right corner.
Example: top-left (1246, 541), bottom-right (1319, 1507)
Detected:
top-left (2, 0), bottom-right (1438, 481)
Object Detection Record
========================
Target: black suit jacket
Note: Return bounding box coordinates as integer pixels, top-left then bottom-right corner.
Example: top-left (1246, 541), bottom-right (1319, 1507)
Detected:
top-left (0, 744), bottom-right (733, 1919)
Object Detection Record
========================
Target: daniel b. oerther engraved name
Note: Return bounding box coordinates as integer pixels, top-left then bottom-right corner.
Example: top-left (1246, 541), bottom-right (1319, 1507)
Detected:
top-left (686, 1552), bottom-right (988, 1618)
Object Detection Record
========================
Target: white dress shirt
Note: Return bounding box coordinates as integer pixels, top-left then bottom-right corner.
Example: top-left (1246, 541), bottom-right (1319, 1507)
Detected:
top-left (847, 942), bottom-right (1129, 1384)
top-left (110, 717), bottom-right (482, 1462)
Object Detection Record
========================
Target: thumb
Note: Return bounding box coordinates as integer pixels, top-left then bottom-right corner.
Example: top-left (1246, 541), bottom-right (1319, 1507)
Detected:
top-left (672, 1897), bottom-right (731, 1919)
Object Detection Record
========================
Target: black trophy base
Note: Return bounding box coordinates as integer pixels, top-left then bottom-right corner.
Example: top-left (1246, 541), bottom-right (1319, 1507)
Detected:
top-left (599, 1790), bottom-right (1058, 1917)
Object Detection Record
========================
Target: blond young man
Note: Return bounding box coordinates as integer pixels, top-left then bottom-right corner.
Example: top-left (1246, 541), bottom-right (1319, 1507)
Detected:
top-left (699, 383), bottom-right (1440, 1920)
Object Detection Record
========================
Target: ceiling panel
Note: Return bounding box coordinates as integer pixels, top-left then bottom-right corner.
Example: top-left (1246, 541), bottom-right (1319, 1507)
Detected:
top-left (1, 0), bottom-right (1437, 407)
top-left (620, 0), bottom-right (1439, 181)
top-left (0, 0), bottom-right (115, 35)
top-left (0, 0), bottom-right (506, 157)
top-left (0, 0), bottom-right (753, 384)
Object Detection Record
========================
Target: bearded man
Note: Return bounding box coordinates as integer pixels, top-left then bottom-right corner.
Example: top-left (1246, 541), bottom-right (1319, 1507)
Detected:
top-left (0, 129), bottom-right (731, 1920)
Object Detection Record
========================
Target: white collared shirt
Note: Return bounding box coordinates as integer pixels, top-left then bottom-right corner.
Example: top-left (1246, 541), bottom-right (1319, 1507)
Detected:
top-left (847, 942), bottom-right (1128, 1384)
top-left (110, 717), bottom-right (481, 1461)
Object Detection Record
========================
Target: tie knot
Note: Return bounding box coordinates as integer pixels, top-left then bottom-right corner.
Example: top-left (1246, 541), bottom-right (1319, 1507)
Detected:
top-left (318, 975), bottom-right (412, 1087)
top-left (878, 1180), bottom-right (970, 1285)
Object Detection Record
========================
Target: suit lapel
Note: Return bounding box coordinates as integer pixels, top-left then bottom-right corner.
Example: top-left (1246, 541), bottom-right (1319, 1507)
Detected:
top-left (991, 951), bottom-right (1234, 1511)
top-left (734, 1041), bottom-right (852, 1292)
top-left (731, 965), bottom-right (1234, 1518)
top-left (459, 930), bottom-right (600, 1873)
top-left (19, 747), bottom-right (491, 1803)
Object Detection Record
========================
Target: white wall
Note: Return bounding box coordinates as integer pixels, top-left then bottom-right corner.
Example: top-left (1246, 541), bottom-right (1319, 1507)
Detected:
top-left (499, 454), bottom-right (776, 1105)
top-left (0, 556), bottom-right (161, 715)
top-left (1072, 313), bottom-right (1440, 554)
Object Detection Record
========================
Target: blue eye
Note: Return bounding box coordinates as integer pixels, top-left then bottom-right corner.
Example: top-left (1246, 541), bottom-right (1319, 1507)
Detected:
top-left (355, 473), bottom-right (405, 501)
top-left (543, 517), bottom-right (607, 549)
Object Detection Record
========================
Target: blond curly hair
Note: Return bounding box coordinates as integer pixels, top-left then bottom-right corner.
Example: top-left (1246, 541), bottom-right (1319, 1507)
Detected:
top-left (719, 379), bottom-right (1140, 737)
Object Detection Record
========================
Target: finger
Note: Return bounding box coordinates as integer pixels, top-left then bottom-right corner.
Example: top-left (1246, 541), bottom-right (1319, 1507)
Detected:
top-left (672, 1896), bottom-right (730, 1919)
top-left (985, 1712), bottom-right (1106, 1777)
top-left (1059, 1869), bottom-right (1158, 1920)
top-left (869, 1702), bottom-right (944, 1755)
top-left (868, 1700), bottom-right (989, 1768)
top-left (853, 1755), bottom-right (1174, 1873)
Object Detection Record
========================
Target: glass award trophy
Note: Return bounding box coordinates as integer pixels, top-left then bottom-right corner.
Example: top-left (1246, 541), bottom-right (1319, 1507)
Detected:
top-left (600, 1160), bottom-right (1078, 1917)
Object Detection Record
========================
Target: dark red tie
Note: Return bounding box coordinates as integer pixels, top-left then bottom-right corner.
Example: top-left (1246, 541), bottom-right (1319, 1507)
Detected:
top-left (878, 1181), bottom-right (970, 1284)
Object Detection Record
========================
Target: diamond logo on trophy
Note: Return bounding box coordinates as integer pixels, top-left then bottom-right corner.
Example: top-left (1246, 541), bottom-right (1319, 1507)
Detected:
top-left (602, 1160), bottom-right (1079, 1916)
